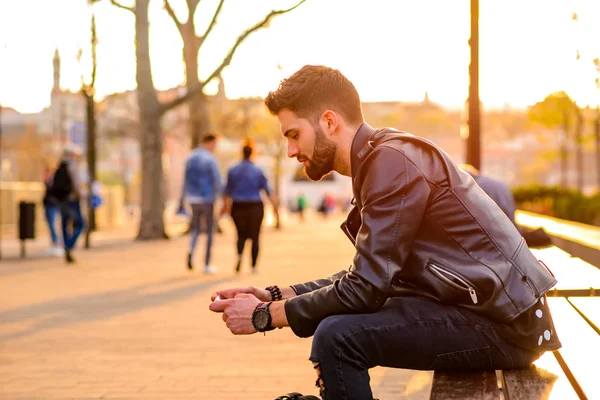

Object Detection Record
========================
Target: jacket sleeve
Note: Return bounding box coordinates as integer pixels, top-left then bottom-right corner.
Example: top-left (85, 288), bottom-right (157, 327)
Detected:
top-left (181, 159), bottom-right (189, 200)
top-left (211, 158), bottom-right (222, 196)
top-left (224, 169), bottom-right (233, 197)
top-left (290, 269), bottom-right (349, 295)
top-left (284, 146), bottom-right (431, 337)
top-left (259, 170), bottom-right (272, 196)
top-left (498, 185), bottom-right (517, 226)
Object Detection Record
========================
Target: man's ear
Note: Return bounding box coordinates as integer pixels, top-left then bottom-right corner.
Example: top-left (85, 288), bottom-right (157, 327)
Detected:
top-left (321, 110), bottom-right (339, 136)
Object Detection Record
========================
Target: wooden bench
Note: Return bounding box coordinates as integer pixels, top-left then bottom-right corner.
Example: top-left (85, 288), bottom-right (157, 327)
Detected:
top-left (429, 245), bottom-right (600, 400)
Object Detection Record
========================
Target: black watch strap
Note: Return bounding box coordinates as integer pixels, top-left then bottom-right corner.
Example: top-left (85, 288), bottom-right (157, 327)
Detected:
top-left (252, 302), bottom-right (275, 332)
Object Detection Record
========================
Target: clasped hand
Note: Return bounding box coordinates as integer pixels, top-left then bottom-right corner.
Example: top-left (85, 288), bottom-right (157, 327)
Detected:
top-left (208, 286), bottom-right (271, 335)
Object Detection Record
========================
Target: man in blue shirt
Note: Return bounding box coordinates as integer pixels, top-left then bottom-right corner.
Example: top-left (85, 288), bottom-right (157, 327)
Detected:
top-left (460, 164), bottom-right (552, 248)
top-left (181, 133), bottom-right (222, 273)
top-left (459, 164), bottom-right (516, 225)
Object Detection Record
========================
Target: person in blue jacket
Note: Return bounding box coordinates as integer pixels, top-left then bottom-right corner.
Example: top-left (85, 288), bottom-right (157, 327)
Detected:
top-left (181, 133), bottom-right (222, 273)
top-left (222, 142), bottom-right (278, 274)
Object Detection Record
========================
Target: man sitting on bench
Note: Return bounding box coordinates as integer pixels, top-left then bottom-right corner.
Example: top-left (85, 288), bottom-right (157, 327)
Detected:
top-left (209, 65), bottom-right (562, 400)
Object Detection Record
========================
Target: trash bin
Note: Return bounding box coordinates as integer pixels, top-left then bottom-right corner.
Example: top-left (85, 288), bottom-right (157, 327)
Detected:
top-left (18, 201), bottom-right (36, 240)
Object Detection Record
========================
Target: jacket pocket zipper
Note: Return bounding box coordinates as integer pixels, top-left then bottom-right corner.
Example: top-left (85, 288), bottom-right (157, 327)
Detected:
top-left (429, 264), bottom-right (479, 304)
top-left (523, 276), bottom-right (539, 297)
top-left (340, 221), bottom-right (356, 246)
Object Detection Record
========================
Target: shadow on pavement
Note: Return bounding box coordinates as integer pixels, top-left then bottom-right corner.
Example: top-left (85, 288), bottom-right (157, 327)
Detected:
top-left (0, 275), bottom-right (234, 343)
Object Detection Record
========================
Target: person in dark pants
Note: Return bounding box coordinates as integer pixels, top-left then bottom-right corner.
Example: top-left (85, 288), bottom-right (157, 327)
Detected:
top-left (42, 165), bottom-right (63, 257)
top-left (222, 142), bottom-right (278, 274)
top-left (209, 66), bottom-right (560, 400)
top-left (296, 193), bottom-right (307, 222)
top-left (181, 133), bottom-right (222, 274)
top-left (49, 145), bottom-right (85, 264)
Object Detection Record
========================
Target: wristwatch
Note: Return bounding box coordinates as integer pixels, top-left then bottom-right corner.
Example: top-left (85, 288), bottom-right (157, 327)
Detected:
top-left (252, 302), bottom-right (275, 332)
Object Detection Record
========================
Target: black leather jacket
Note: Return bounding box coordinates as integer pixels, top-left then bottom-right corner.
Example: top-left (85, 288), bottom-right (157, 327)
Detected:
top-left (283, 123), bottom-right (557, 338)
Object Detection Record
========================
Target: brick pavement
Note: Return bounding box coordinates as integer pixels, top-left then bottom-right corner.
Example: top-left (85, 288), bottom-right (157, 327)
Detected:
top-left (0, 213), bottom-right (431, 400)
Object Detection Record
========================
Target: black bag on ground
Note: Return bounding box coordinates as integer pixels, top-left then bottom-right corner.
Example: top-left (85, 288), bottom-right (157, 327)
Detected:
top-left (520, 227), bottom-right (553, 248)
top-left (49, 161), bottom-right (73, 201)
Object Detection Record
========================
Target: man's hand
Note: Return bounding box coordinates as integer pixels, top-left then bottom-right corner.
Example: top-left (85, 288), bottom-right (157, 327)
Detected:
top-left (209, 293), bottom-right (261, 335)
top-left (210, 286), bottom-right (271, 302)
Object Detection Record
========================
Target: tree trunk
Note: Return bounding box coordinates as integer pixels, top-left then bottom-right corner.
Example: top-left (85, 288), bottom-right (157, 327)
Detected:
top-left (183, 35), bottom-right (211, 148)
top-left (85, 92), bottom-right (96, 248)
top-left (189, 92), bottom-right (211, 148)
top-left (560, 112), bottom-right (570, 188)
top-left (560, 142), bottom-right (568, 188)
top-left (136, 0), bottom-right (167, 240)
top-left (574, 108), bottom-right (584, 193)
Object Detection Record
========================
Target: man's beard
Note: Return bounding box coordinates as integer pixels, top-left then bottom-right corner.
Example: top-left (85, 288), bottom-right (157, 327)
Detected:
top-left (302, 126), bottom-right (337, 181)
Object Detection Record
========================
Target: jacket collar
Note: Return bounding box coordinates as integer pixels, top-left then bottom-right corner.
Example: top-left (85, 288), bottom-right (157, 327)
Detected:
top-left (350, 122), bottom-right (378, 179)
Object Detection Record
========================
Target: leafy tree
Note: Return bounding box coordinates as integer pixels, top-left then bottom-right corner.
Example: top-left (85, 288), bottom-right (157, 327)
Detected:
top-left (528, 91), bottom-right (579, 188)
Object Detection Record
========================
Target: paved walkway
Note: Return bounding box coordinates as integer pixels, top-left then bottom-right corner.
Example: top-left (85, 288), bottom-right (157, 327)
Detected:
top-left (0, 213), bottom-right (431, 399)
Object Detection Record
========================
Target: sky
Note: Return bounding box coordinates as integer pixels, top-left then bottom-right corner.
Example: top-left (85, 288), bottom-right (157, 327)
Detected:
top-left (0, 0), bottom-right (599, 114)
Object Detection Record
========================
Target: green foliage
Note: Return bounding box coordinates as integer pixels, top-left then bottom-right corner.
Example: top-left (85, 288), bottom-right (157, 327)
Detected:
top-left (527, 91), bottom-right (578, 129)
top-left (513, 185), bottom-right (600, 225)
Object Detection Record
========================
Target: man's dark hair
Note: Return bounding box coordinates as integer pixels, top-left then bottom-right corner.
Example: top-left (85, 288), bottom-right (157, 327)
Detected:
top-left (242, 145), bottom-right (253, 159)
top-left (201, 131), bottom-right (218, 143)
top-left (265, 65), bottom-right (364, 125)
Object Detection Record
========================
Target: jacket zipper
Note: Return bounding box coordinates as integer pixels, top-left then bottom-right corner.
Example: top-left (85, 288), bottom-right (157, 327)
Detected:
top-left (340, 221), bottom-right (356, 246)
top-left (429, 264), bottom-right (479, 304)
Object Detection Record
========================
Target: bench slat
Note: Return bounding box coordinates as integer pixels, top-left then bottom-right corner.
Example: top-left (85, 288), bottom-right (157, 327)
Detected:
top-left (547, 298), bottom-right (600, 399)
top-left (530, 246), bottom-right (573, 262)
top-left (566, 297), bottom-right (600, 336)
top-left (430, 370), bottom-right (499, 399)
top-left (530, 248), bottom-right (600, 290)
top-left (502, 352), bottom-right (579, 400)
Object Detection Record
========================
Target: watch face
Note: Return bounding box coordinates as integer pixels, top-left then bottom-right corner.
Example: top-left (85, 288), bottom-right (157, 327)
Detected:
top-left (253, 309), bottom-right (270, 330)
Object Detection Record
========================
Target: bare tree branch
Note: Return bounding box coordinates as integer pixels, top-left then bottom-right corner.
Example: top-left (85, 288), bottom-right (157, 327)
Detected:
top-left (186, 0), bottom-right (201, 22)
top-left (160, 0), bottom-right (306, 114)
top-left (90, 14), bottom-right (98, 90)
top-left (77, 48), bottom-right (87, 95)
top-left (164, 0), bottom-right (184, 35)
top-left (199, 0), bottom-right (225, 46)
top-left (78, 12), bottom-right (98, 97)
top-left (109, 0), bottom-right (135, 14)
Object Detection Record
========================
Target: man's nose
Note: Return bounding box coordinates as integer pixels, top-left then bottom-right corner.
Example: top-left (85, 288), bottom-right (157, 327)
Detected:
top-left (287, 141), bottom-right (298, 159)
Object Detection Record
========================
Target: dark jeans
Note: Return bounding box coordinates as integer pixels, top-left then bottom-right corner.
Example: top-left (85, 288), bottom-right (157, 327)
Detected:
top-left (44, 205), bottom-right (59, 245)
top-left (231, 202), bottom-right (264, 267)
top-left (310, 296), bottom-right (540, 400)
top-left (189, 203), bottom-right (215, 266)
top-left (58, 200), bottom-right (84, 251)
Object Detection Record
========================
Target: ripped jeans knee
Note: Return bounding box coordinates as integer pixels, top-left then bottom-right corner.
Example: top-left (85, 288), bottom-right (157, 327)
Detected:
top-left (312, 361), bottom-right (325, 397)
top-left (309, 316), bottom-right (373, 399)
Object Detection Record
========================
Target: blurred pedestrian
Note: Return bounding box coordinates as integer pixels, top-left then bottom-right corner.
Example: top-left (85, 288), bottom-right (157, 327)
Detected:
top-left (181, 133), bottom-right (222, 273)
top-left (221, 142), bottom-right (278, 274)
top-left (460, 164), bottom-right (551, 247)
top-left (42, 164), bottom-right (62, 257)
top-left (296, 193), bottom-right (307, 222)
top-left (48, 144), bottom-right (85, 263)
top-left (459, 164), bottom-right (516, 225)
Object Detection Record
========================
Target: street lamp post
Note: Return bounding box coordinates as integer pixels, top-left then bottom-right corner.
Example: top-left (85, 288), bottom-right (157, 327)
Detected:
top-left (467, 0), bottom-right (481, 170)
